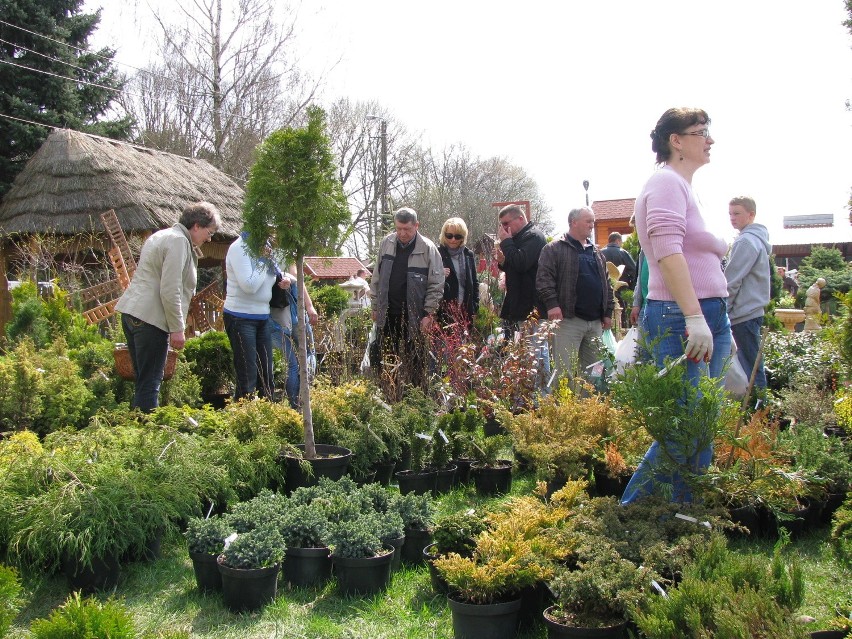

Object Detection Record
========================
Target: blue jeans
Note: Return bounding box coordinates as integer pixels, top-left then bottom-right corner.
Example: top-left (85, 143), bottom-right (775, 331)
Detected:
top-left (271, 320), bottom-right (300, 408)
top-left (621, 297), bottom-right (731, 505)
top-left (224, 313), bottom-right (273, 401)
top-left (731, 317), bottom-right (765, 389)
top-left (121, 314), bottom-right (169, 413)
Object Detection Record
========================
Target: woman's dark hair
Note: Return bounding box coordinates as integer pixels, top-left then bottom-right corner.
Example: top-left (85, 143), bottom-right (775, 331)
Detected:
top-left (180, 201), bottom-right (221, 230)
top-left (650, 108), bottom-right (710, 163)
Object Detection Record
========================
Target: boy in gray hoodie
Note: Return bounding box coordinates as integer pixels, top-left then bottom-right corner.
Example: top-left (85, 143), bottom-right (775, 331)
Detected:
top-left (725, 196), bottom-right (772, 389)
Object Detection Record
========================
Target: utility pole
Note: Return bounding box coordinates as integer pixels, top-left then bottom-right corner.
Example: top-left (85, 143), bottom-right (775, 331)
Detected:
top-left (379, 118), bottom-right (389, 231)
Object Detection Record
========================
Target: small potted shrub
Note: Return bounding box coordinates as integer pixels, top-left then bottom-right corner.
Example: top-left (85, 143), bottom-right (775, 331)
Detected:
top-left (424, 510), bottom-right (489, 594)
top-left (278, 502), bottom-right (332, 588)
top-left (327, 514), bottom-right (393, 595)
top-left (395, 492), bottom-right (436, 565)
top-left (185, 515), bottom-right (234, 593)
top-left (217, 524), bottom-right (285, 612)
top-left (544, 541), bottom-right (649, 637)
top-left (469, 432), bottom-right (514, 496)
top-left (430, 424), bottom-right (457, 493)
top-left (183, 330), bottom-right (235, 407)
top-left (437, 408), bottom-right (482, 485)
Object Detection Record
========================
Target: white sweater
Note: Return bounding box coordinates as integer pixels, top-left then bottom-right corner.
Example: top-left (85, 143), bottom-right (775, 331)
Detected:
top-left (223, 236), bottom-right (277, 317)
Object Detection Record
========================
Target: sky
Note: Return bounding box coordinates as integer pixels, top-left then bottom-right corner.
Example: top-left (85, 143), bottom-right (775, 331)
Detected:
top-left (86, 0), bottom-right (852, 241)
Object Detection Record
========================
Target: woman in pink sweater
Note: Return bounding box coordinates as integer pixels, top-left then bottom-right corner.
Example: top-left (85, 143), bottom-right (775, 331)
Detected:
top-left (621, 107), bottom-right (731, 505)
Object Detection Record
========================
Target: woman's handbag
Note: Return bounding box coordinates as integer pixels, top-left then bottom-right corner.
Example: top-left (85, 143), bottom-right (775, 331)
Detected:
top-left (270, 275), bottom-right (290, 309)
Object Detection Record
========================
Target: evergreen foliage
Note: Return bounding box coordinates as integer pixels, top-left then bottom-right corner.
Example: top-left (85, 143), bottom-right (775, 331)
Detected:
top-left (0, 0), bottom-right (132, 195)
top-left (29, 592), bottom-right (136, 639)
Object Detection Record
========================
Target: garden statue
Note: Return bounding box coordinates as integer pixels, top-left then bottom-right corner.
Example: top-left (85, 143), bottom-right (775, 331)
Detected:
top-left (803, 277), bottom-right (826, 331)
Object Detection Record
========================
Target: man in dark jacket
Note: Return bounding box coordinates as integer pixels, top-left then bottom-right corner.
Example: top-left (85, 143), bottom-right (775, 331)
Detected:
top-left (600, 232), bottom-right (636, 328)
top-left (494, 204), bottom-right (547, 335)
top-left (493, 203), bottom-right (550, 386)
top-left (537, 207), bottom-right (614, 383)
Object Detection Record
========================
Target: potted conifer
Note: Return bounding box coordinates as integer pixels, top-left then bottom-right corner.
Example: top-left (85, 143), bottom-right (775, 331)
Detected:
top-left (242, 106), bottom-right (350, 463)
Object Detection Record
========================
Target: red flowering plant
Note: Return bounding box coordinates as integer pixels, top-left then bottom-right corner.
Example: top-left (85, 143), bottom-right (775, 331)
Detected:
top-left (429, 310), bottom-right (551, 419)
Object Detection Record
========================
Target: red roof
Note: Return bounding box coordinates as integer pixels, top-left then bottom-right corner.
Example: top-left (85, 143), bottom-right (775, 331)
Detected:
top-left (592, 199), bottom-right (636, 221)
top-left (304, 256), bottom-right (369, 280)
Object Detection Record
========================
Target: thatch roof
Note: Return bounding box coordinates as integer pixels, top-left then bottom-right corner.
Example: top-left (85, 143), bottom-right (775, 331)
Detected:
top-left (0, 128), bottom-right (244, 237)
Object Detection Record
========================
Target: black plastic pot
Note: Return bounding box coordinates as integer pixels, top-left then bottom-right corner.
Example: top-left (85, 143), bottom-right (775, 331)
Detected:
top-left (331, 547), bottom-right (394, 596)
top-left (483, 416), bottom-right (507, 437)
top-left (472, 461), bottom-right (513, 496)
top-left (542, 606), bottom-right (627, 638)
top-left (401, 526), bottom-right (433, 565)
top-left (451, 458), bottom-right (474, 485)
top-left (395, 469), bottom-right (437, 495)
top-left (448, 594), bottom-right (521, 639)
top-left (772, 504), bottom-right (810, 540)
top-left (423, 543), bottom-right (449, 594)
top-left (282, 546), bottom-right (331, 588)
top-left (593, 471), bottom-right (629, 498)
top-left (727, 504), bottom-right (761, 537)
top-left (809, 631), bottom-right (848, 639)
top-left (283, 444), bottom-right (352, 494)
top-left (217, 557), bottom-right (280, 612)
top-left (61, 551), bottom-right (121, 593)
top-left (821, 492), bottom-right (847, 524)
top-left (434, 464), bottom-right (457, 494)
top-left (372, 459), bottom-right (397, 486)
top-left (383, 534), bottom-right (405, 572)
top-left (189, 550), bottom-right (222, 593)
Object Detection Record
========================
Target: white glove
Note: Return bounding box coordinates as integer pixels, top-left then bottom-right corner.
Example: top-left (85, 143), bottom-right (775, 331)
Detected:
top-left (684, 314), bottom-right (713, 363)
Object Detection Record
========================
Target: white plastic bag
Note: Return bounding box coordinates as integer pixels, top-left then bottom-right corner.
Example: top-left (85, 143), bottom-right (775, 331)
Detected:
top-left (614, 327), bottom-right (639, 373)
top-left (360, 323), bottom-right (377, 374)
top-left (601, 328), bottom-right (618, 356)
top-left (724, 356), bottom-right (749, 399)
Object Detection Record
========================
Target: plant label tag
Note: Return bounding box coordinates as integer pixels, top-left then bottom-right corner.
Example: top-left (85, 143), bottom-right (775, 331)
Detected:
top-left (223, 532), bottom-right (238, 549)
top-left (657, 354), bottom-right (687, 378)
top-left (186, 416), bottom-right (199, 428)
top-left (587, 360), bottom-right (605, 377)
top-left (415, 432), bottom-right (432, 441)
top-left (206, 502), bottom-right (215, 519)
top-left (546, 371), bottom-right (557, 389)
top-left (438, 429), bottom-right (449, 444)
top-left (651, 579), bottom-right (668, 598)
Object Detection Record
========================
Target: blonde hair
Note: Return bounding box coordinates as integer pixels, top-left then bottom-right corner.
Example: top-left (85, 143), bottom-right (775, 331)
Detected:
top-left (440, 217), bottom-right (469, 246)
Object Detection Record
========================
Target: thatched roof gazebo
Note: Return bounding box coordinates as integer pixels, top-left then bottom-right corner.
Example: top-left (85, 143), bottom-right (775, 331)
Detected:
top-left (0, 128), bottom-right (245, 331)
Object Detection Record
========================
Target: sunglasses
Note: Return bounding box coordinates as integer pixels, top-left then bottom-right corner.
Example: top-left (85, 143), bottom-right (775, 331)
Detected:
top-left (445, 233), bottom-right (464, 241)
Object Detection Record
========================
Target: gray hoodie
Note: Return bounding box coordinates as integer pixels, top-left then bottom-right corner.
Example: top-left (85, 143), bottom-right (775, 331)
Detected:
top-left (725, 223), bottom-right (772, 325)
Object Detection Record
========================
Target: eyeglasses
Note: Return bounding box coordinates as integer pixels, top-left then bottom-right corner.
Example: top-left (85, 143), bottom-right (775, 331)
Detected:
top-left (680, 129), bottom-right (710, 138)
top-left (206, 227), bottom-right (216, 237)
top-left (445, 233), bottom-right (464, 241)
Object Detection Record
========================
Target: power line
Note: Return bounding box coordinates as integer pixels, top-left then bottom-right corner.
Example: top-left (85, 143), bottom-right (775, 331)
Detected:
top-left (0, 18), bottom-right (208, 102)
top-left (0, 35), bottom-right (116, 78)
top-left (0, 111), bottom-right (56, 130)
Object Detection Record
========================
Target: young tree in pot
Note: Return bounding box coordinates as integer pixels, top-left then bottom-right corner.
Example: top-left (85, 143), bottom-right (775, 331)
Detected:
top-left (242, 106), bottom-right (349, 460)
top-left (183, 330), bottom-right (235, 404)
top-left (395, 492), bottom-right (436, 565)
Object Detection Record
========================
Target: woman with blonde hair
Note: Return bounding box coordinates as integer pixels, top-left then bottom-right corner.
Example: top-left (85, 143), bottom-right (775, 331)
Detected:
top-left (437, 217), bottom-right (479, 327)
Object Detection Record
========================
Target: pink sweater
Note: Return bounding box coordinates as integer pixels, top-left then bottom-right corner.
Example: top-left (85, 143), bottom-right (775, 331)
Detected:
top-left (634, 166), bottom-right (728, 302)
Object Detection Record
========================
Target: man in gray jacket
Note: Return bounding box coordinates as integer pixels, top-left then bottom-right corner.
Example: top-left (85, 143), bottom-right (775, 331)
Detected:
top-left (537, 207), bottom-right (614, 384)
top-left (370, 207), bottom-right (444, 389)
top-left (725, 196), bottom-right (771, 389)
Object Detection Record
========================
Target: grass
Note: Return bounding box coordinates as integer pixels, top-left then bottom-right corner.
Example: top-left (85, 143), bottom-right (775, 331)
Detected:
top-left (7, 474), bottom-right (850, 638)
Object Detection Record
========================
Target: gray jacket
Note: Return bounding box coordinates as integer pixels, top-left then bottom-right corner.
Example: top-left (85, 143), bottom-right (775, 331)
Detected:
top-left (370, 232), bottom-right (445, 331)
top-left (725, 223), bottom-right (771, 325)
top-left (116, 224), bottom-right (197, 333)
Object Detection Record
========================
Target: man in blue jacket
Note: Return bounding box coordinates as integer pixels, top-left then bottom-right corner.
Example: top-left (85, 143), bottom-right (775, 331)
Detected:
top-left (725, 196), bottom-right (771, 389)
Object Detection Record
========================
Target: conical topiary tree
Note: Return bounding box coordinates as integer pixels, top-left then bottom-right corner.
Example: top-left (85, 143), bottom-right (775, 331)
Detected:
top-left (242, 106), bottom-right (350, 458)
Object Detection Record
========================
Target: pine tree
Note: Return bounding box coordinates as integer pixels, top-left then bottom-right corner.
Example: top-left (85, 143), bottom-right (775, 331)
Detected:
top-left (0, 0), bottom-right (132, 196)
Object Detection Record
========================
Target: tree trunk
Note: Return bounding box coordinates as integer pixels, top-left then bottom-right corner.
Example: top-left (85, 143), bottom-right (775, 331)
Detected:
top-left (296, 255), bottom-right (316, 459)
